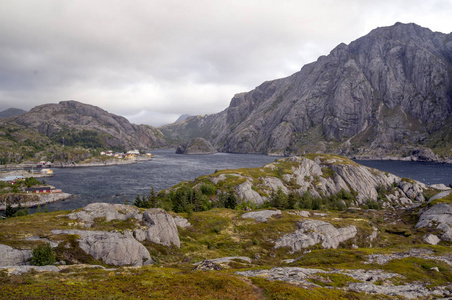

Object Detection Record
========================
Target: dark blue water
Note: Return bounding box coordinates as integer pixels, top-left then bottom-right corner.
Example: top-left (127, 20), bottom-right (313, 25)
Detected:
top-left (355, 160), bottom-right (451, 186)
top-left (43, 150), bottom-right (280, 211)
top-left (41, 151), bottom-right (451, 212)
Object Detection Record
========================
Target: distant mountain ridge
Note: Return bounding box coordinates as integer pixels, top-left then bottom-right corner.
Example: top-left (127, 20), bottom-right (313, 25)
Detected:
top-left (4, 100), bottom-right (168, 150)
top-left (161, 22), bottom-right (452, 162)
top-left (0, 108), bottom-right (27, 118)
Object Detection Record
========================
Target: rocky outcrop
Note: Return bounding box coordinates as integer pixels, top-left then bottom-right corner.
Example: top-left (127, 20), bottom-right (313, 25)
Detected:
top-left (416, 203), bottom-right (452, 242)
top-left (161, 23), bottom-right (452, 161)
top-left (67, 203), bottom-right (142, 225)
top-left (176, 137), bottom-right (217, 155)
top-left (6, 100), bottom-right (168, 150)
top-left (52, 229), bottom-right (153, 266)
top-left (140, 208), bottom-right (180, 247)
top-left (67, 203), bottom-right (181, 248)
top-left (0, 244), bottom-right (32, 267)
top-left (173, 216), bottom-right (191, 228)
top-left (201, 155), bottom-right (427, 206)
top-left (0, 192), bottom-right (73, 211)
top-left (274, 220), bottom-right (357, 252)
top-left (241, 210), bottom-right (282, 222)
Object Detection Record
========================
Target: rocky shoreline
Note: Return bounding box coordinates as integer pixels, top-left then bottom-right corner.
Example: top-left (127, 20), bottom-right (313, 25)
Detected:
top-left (0, 192), bottom-right (74, 211)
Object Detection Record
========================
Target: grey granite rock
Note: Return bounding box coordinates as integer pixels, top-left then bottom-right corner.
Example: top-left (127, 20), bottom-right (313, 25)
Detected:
top-left (52, 229), bottom-right (153, 266)
top-left (0, 244), bottom-right (32, 267)
top-left (242, 210), bottom-right (282, 222)
top-left (67, 203), bottom-right (142, 225)
top-left (142, 208), bottom-right (180, 247)
top-left (274, 219), bottom-right (357, 251)
top-left (176, 137), bottom-right (217, 155)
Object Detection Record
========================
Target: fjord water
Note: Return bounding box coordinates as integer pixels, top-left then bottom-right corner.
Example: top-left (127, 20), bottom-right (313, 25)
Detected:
top-left (43, 150), bottom-right (451, 212)
top-left (43, 150), bottom-right (280, 211)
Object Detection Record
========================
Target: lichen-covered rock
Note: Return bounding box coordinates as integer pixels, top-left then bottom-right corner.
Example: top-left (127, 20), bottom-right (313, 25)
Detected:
top-left (274, 220), bottom-right (357, 251)
top-left (67, 203), bottom-right (142, 225)
top-left (142, 208), bottom-right (180, 247)
top-left (423, 234), bottom-right (440, 245)
top-left (173, 216), bottom-right (191, 228)
top-left (242, 210), bottom-right (282, 222)
top-left (416, 201), bottom-right (452, 241)
top-left (0, 244), bottom-right (32, 267)
top-left (52, 230), bottom-right (153, 266)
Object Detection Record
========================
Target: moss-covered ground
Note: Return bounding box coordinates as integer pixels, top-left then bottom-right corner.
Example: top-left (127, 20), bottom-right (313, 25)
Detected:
top-left (0, 203), bottom-right (451, 299)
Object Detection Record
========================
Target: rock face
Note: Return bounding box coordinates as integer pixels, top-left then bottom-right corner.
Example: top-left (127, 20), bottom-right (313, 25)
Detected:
top-left (68, 203), bottom-right (181, 248)
top-left (0, 244), bottom-right (32, 267)
top-left (140, 208), bottom-right (181, 247)
top-left (52, 230), bottom-right (153, 266)
top-left (203, 155), bottom-right (426, 206)
top-left (275, 220), bottom-right (357, 252)
top-left (176, 137), bottom-right (217, 155)
top-left (241, 210), bottom-right (282, 222)
top-left (6, 100), bottom-right (168, 150)
top-left (416, 200), bottom-right (452, 242)
top-left (161, 23), bottom-right (452, 161)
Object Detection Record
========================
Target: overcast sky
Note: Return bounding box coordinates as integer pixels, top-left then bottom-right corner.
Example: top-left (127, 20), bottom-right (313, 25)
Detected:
top-left (1, 0), bottom-right (451, 126)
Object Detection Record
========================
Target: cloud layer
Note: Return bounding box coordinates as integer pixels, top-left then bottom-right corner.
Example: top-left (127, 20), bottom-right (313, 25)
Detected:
top-left (0, 0), bottom-right (451, 126)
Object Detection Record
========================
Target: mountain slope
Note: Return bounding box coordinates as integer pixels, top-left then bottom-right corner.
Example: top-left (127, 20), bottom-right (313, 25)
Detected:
top-left (0, 108), bottom-right (27, 118)
top-left (161, 23), bottom-right (452, 160)
top-left (4, 100), bottom-right (168, 151)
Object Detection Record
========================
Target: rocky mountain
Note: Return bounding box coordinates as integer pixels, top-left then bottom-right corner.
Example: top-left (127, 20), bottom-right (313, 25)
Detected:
top-left (0, 108), bottom-right (27, 118)
top-left (161, 23), bottom-right (452, 161)
top-left (176, 137), bottom-right (218, 155)
top-left (3, 100), bottom-right (168, 151)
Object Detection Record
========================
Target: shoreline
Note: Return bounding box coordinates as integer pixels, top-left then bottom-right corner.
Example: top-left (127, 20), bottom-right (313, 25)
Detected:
top-left (0, 192), bottom-right (74, 211)
top-left (0, 156), bottom-right (152, 171)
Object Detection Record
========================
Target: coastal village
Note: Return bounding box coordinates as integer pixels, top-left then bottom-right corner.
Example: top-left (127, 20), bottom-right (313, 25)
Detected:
top-left (0, 149), bottom-right (153, 212)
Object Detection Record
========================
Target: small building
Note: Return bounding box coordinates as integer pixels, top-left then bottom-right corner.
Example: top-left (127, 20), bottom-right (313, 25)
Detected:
top-left (26, 187), bottom-right (52, 194)
top-left (40, 168), bottom-right (53, 176)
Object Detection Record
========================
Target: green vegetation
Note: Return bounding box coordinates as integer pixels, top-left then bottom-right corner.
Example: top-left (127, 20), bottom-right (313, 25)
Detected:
top-left (31, 242), bottom-right (56, 266)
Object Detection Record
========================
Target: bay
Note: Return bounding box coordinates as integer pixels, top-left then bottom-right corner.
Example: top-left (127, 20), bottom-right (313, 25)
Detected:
top-left (43, 150), bottom-right (280, 212)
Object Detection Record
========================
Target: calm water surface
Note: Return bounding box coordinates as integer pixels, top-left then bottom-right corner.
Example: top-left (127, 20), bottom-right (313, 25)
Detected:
top-left (42, 150), bottom-right (451, 212)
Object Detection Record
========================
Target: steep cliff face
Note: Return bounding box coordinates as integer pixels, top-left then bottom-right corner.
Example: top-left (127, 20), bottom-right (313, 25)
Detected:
top-left (8, 100), bottom-right (168, 150)
top-left (162, 23), bottom-right (452, 160)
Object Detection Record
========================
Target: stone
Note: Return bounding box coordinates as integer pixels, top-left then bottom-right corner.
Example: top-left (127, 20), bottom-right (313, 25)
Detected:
top-left (423, 234), bottom-right (440, 245)
top-left (142, 208), bottom-right (181, 247)
top-left (173, 216), bottom-right (191, 228)
top-left (192, 260), bottom-right (222, 271)
top-left (0, 265), bottom-right (60, 275)
top-left (242, 210), bottom-right (282, 222)
top-left (0, 244), bottom-right (32, 267)
top-left (274, 220), bottom-right (357, 252)
top-left (52, 230), bottom-right (153, 267)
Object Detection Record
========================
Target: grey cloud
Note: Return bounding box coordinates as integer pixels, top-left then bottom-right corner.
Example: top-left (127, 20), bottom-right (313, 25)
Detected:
top-left (0, 0), bottom-right (451, 125)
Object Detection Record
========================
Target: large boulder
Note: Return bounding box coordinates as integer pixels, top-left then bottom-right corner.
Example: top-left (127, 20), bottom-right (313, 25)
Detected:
top-left (140, 208), bottom-right (180, 247)
top-left (67, 203), bottom-right (181, 248)
top-left (416, 203), bottom-right (452, 242)
top-left (275, 220), bottom-right (357, 252)
top-left (0, 244), bottom-right (32, 267)
top-left (52, 230), bottom-right (153, 266)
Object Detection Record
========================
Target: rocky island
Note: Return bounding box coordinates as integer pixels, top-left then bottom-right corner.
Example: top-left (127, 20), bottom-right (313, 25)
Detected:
top-left (176, 137), bottom-right (218, 155)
